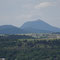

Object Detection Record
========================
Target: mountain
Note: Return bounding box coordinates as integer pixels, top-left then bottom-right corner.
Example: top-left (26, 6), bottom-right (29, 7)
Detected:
top-left (21, 19), bottom-right (60, 33)
top-left (0, 25), bottom-right (25, 34)
top-left (0, 19), bottom-right (60, 34)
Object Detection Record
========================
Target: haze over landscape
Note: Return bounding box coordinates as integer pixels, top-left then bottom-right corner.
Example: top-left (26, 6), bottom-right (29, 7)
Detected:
top-left (0, 0), bottom-right (60, 60)
top-left (0, 0), bottom-right (60, 28)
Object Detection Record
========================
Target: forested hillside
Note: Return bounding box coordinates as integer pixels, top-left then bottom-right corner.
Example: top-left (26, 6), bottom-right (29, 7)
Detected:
top-left (0, 35), bottom-right (60, 60)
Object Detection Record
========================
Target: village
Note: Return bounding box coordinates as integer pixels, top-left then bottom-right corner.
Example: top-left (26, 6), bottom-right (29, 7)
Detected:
top-left (24, 33), bottom-right (60, 39)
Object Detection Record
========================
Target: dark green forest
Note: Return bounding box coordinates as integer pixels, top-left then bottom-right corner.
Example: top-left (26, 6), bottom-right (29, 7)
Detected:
top-left (0, 35), bottom-right (60, 60)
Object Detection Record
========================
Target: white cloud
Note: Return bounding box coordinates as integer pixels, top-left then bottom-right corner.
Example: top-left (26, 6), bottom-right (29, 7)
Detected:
top-left (35, 2), bottom-right (56, 9)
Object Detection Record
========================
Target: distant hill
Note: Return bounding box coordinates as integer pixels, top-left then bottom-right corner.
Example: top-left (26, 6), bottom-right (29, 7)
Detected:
top-left (0, 25), bottom-right (25, 34)
top-left (0, 19), bottom-right (60, 34)
top-left (21, 19), bottom-right (60, 33)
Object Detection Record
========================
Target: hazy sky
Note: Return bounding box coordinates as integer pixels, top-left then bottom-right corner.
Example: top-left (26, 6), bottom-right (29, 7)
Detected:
top-left (0, 0), bottom-right (60, 28)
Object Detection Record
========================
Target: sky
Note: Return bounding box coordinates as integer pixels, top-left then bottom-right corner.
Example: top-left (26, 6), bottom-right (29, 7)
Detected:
top-left (0, 0), bottom-right (60, 28)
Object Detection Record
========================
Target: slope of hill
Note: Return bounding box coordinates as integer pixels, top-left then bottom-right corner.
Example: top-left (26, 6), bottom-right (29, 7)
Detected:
top-left (0, 35), bottom-right (60, 60)
top-left (0, 25), bottom-right (25, 34)
top-left (21, 19), bottom-right (60, 33)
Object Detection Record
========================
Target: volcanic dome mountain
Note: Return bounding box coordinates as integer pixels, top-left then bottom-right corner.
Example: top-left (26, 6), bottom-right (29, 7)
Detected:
top-left (21, 19), bottom-right (60, 33)
top-left (0, 19), bottom-right (60, 34)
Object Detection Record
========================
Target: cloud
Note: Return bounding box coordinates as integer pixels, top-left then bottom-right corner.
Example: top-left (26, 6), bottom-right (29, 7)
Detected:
top-left (35, 2), bottom-right (56, 9)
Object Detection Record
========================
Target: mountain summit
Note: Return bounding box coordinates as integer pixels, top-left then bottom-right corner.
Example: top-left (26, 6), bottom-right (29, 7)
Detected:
top-left (21, 19), bottom-right (60, 33)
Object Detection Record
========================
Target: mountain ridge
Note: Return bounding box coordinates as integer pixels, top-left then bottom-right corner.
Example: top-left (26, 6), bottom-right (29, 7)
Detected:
top-left (0, 19), bottom-right (60, 34)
